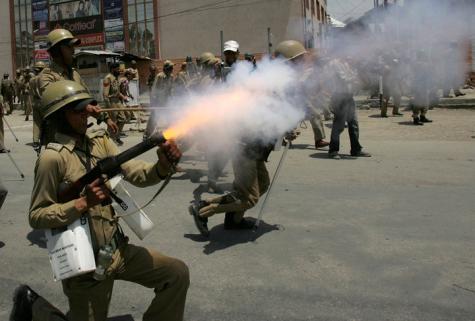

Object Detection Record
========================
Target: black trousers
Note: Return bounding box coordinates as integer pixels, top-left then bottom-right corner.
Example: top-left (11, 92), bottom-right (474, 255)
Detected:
top-left (329, 93), bottom-right (362, 154)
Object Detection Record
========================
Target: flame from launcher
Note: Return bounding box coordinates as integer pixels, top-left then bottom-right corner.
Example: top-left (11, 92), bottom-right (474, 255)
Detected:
top-left (162, 87), bottom-right (252, 141)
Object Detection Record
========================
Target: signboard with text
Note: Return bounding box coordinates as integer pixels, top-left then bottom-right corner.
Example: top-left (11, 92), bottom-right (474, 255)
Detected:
top-left (49, 0), bottom-right (104, 48)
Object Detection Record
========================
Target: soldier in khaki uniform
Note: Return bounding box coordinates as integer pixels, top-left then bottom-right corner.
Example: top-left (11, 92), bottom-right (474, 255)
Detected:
top-left (38, 29), bottom-right (118, 146)
top-left (30, 61), bottom-right (47, 151)
top-left (9, 80), bottom-right (188, 321)
top-left (195, 52), bottom-right (226, 193)
top-left (1, 73), bottom-right (15, 115)
top-left (412, 51), bottom-right (433, 125)
top-left (189, 52), bottom-right (274, 235)
top-left (0, 94), bottom-right (8, 153)
top-left (175, 62), bottom-right (190, 93)
top-left (146, 60), bottom-right (175, 137)
top-left (23, 67), bottom-right (34, 120)
top-left (103, 62), bottom-right (127, 145)
top-left (14, 69), bottom-right (24, 110)
top-left (274, 40), bottom-right (330, 149)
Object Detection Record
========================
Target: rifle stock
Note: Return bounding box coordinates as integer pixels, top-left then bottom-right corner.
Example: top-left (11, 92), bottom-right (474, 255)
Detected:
top-left (57, 132), bottom-right (167, 203)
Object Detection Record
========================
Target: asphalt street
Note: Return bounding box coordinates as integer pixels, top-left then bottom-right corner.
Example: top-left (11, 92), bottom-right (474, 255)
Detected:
top-left (1, 107), bottom-right (475, 321)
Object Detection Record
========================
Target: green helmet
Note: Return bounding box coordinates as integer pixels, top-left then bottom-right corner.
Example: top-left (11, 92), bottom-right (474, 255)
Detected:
top-left (199, 52), bottom-right (216, 65)
top-left (274, 40), bottom-right (307, 60)
top-left (40, 80), bottom-right (92, 119)
top-left (163, 60), bottom-right (174, 68)
top-left (34, 61), bottom-right (46, 70)
top-left (47, 29), bottom-right (80, 50)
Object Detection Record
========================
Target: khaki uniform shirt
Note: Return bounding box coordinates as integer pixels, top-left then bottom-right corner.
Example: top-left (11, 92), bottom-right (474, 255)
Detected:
top-left (14, 75), bottom-right (24, 96)
top-left (103, 73), bottom-right (122, 106)
top-left (29, 130), bottom-right (167, 251)
top-left (38, 62), bottom-right (88, 96)
top-left (152, 72), bottom-right (174, 106)
top-left (1, 79), bottom-right (14, 97)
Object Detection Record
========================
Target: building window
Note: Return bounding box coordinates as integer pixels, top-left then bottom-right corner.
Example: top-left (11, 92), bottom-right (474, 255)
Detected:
top-left (127, 0), bottom-right (156, 58)
top-left (14, 0), bottom-right (34, 68)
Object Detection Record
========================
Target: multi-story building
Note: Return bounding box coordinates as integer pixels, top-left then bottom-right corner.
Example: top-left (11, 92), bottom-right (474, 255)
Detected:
top-left (2, 0), bottom-right (329, 75)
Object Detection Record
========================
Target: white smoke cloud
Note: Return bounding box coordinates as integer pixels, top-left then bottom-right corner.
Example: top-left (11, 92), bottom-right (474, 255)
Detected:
top-left (160, 57), bottom-right (305, 151)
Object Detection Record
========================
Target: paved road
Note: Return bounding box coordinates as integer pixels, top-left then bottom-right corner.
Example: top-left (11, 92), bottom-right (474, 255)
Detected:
top-left (1, 108), bottom-right (475, 321)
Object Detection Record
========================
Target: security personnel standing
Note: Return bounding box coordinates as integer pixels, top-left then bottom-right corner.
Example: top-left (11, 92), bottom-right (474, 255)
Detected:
top-left (30, 61), bottom-right (46, 151)
top-left (103, 62), bottom-right (127, 145)
top-left (9, 80), bottom-right (188, 321)
top-left (176, 62), bottom-right (190, 90)
top-left (324, 54), bottom-right (371, 159)
top-left (147, 64), bottom-right (157, 95)
top-left (195, 52), bottom-right (225, 192)
top-left (14, 69), bottom-right (24, 110)
top-left (23, 67), bottom-right (34, 120)
top-left (38, 29), bottom-right (118, 146)
top-left (412, 51), bottom-right (433, 125)
top-left (221, 40), bottom-right (240, 80)
top-left (1, 73), bottom-right (15, 115)
top-left (146, 60), bottom-right (174, 137)
top-left (0, 94), bottom-right (8, 153)
top-left (274, 40), bottom-right (330, 149)
top-left (130, 59), bottom-right (139, 82)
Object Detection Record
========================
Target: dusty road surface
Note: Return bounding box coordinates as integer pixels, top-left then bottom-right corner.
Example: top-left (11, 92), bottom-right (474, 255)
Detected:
top-left (1, 108), bottom-right (474, 321)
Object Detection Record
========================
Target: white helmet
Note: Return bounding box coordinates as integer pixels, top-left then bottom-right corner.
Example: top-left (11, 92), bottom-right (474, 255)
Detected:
top-left (223, 40), bottom-right (239, 53)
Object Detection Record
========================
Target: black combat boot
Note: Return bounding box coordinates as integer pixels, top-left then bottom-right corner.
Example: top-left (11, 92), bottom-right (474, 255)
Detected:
top-left (10, 285), bottom-right (39, 321)
top-left (189, 201), bottom-right (210, 237)
top-left (420, 115), bottom-right (432, 123)
top-left (413, 117), bottom-right (423, 125)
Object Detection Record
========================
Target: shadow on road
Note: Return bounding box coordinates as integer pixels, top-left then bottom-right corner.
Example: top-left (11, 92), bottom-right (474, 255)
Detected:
top-left (171, 169), bottom-right (206, 183)
top-left (288, 143), bottom-right (313, 150)
top-left (0, 241), bottom-right (5, 248)
top-left (398, 121), bottom-right (417, 126)
top-left (107, 315), bottom-right (135, 321)
top-left (309, 152), bottom-right (358, 160)
top-left (26, 229), bottom-right (47, 248)
top-left (184, 219), bottom-right (281, 255)
top-left (368, 114), bottom-right (385, 118)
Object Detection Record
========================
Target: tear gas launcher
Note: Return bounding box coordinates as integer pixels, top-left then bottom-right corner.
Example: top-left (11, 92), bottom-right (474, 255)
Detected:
top-left (58, 132), bottom-right (167, 203)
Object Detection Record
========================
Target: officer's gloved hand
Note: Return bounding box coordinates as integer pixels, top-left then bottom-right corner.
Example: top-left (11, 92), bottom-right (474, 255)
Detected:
top-left (156, 141), bottom-right (182, 174)
top-left (199, 203), bottom-right (220, 218)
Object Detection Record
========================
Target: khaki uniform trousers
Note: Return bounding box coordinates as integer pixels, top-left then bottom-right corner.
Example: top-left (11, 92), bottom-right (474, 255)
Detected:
top-left (412, 90), bottom-right (428, 118)
top-left (0, 112), bottom-right (4, 149)
top-left (382, 86), bottom-right (402, 116)
top-left (206, 152), bottom-right (270, 221)
top-left (33, 101), bottom-right (42, 144)
top-left (32, 243), bottom-right (189, 321)
top-left (106, 100), bottom-right (127, 138)
top-left (308, 112), bottom-right (325, 142)
top-left (0, 177), bottom-right (7, 209)
top-left (24, 94), bottom-right (33, 117)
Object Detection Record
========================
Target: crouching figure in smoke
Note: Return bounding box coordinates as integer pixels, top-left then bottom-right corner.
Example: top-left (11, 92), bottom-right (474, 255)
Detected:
top-left (189, 136), bottom-right (273, 236)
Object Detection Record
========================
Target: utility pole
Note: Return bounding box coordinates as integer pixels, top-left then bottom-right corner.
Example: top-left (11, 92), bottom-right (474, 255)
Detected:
top-left (267, 27), bottom-right (272, 55)
top-left (220, 30), bottom-right (224, 58)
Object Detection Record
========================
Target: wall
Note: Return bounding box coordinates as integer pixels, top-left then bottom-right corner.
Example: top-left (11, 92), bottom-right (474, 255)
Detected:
top-left (157, 0), bottom-right (304, 59)
top-left (0, 1), bottom-right (13, 75)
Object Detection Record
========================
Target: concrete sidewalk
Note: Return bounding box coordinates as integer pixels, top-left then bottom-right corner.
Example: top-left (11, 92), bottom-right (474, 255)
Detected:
top-left (356, 88), bottom-right (475, 109)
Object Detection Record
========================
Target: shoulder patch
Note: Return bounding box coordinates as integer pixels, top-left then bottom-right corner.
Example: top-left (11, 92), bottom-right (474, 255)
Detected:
top-left (46, 142), bottom-right (65, 152)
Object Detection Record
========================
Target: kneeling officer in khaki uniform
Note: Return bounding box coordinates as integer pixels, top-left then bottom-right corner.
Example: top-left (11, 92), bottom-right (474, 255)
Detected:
top-left (10, 80), bottom-right (189, 321)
